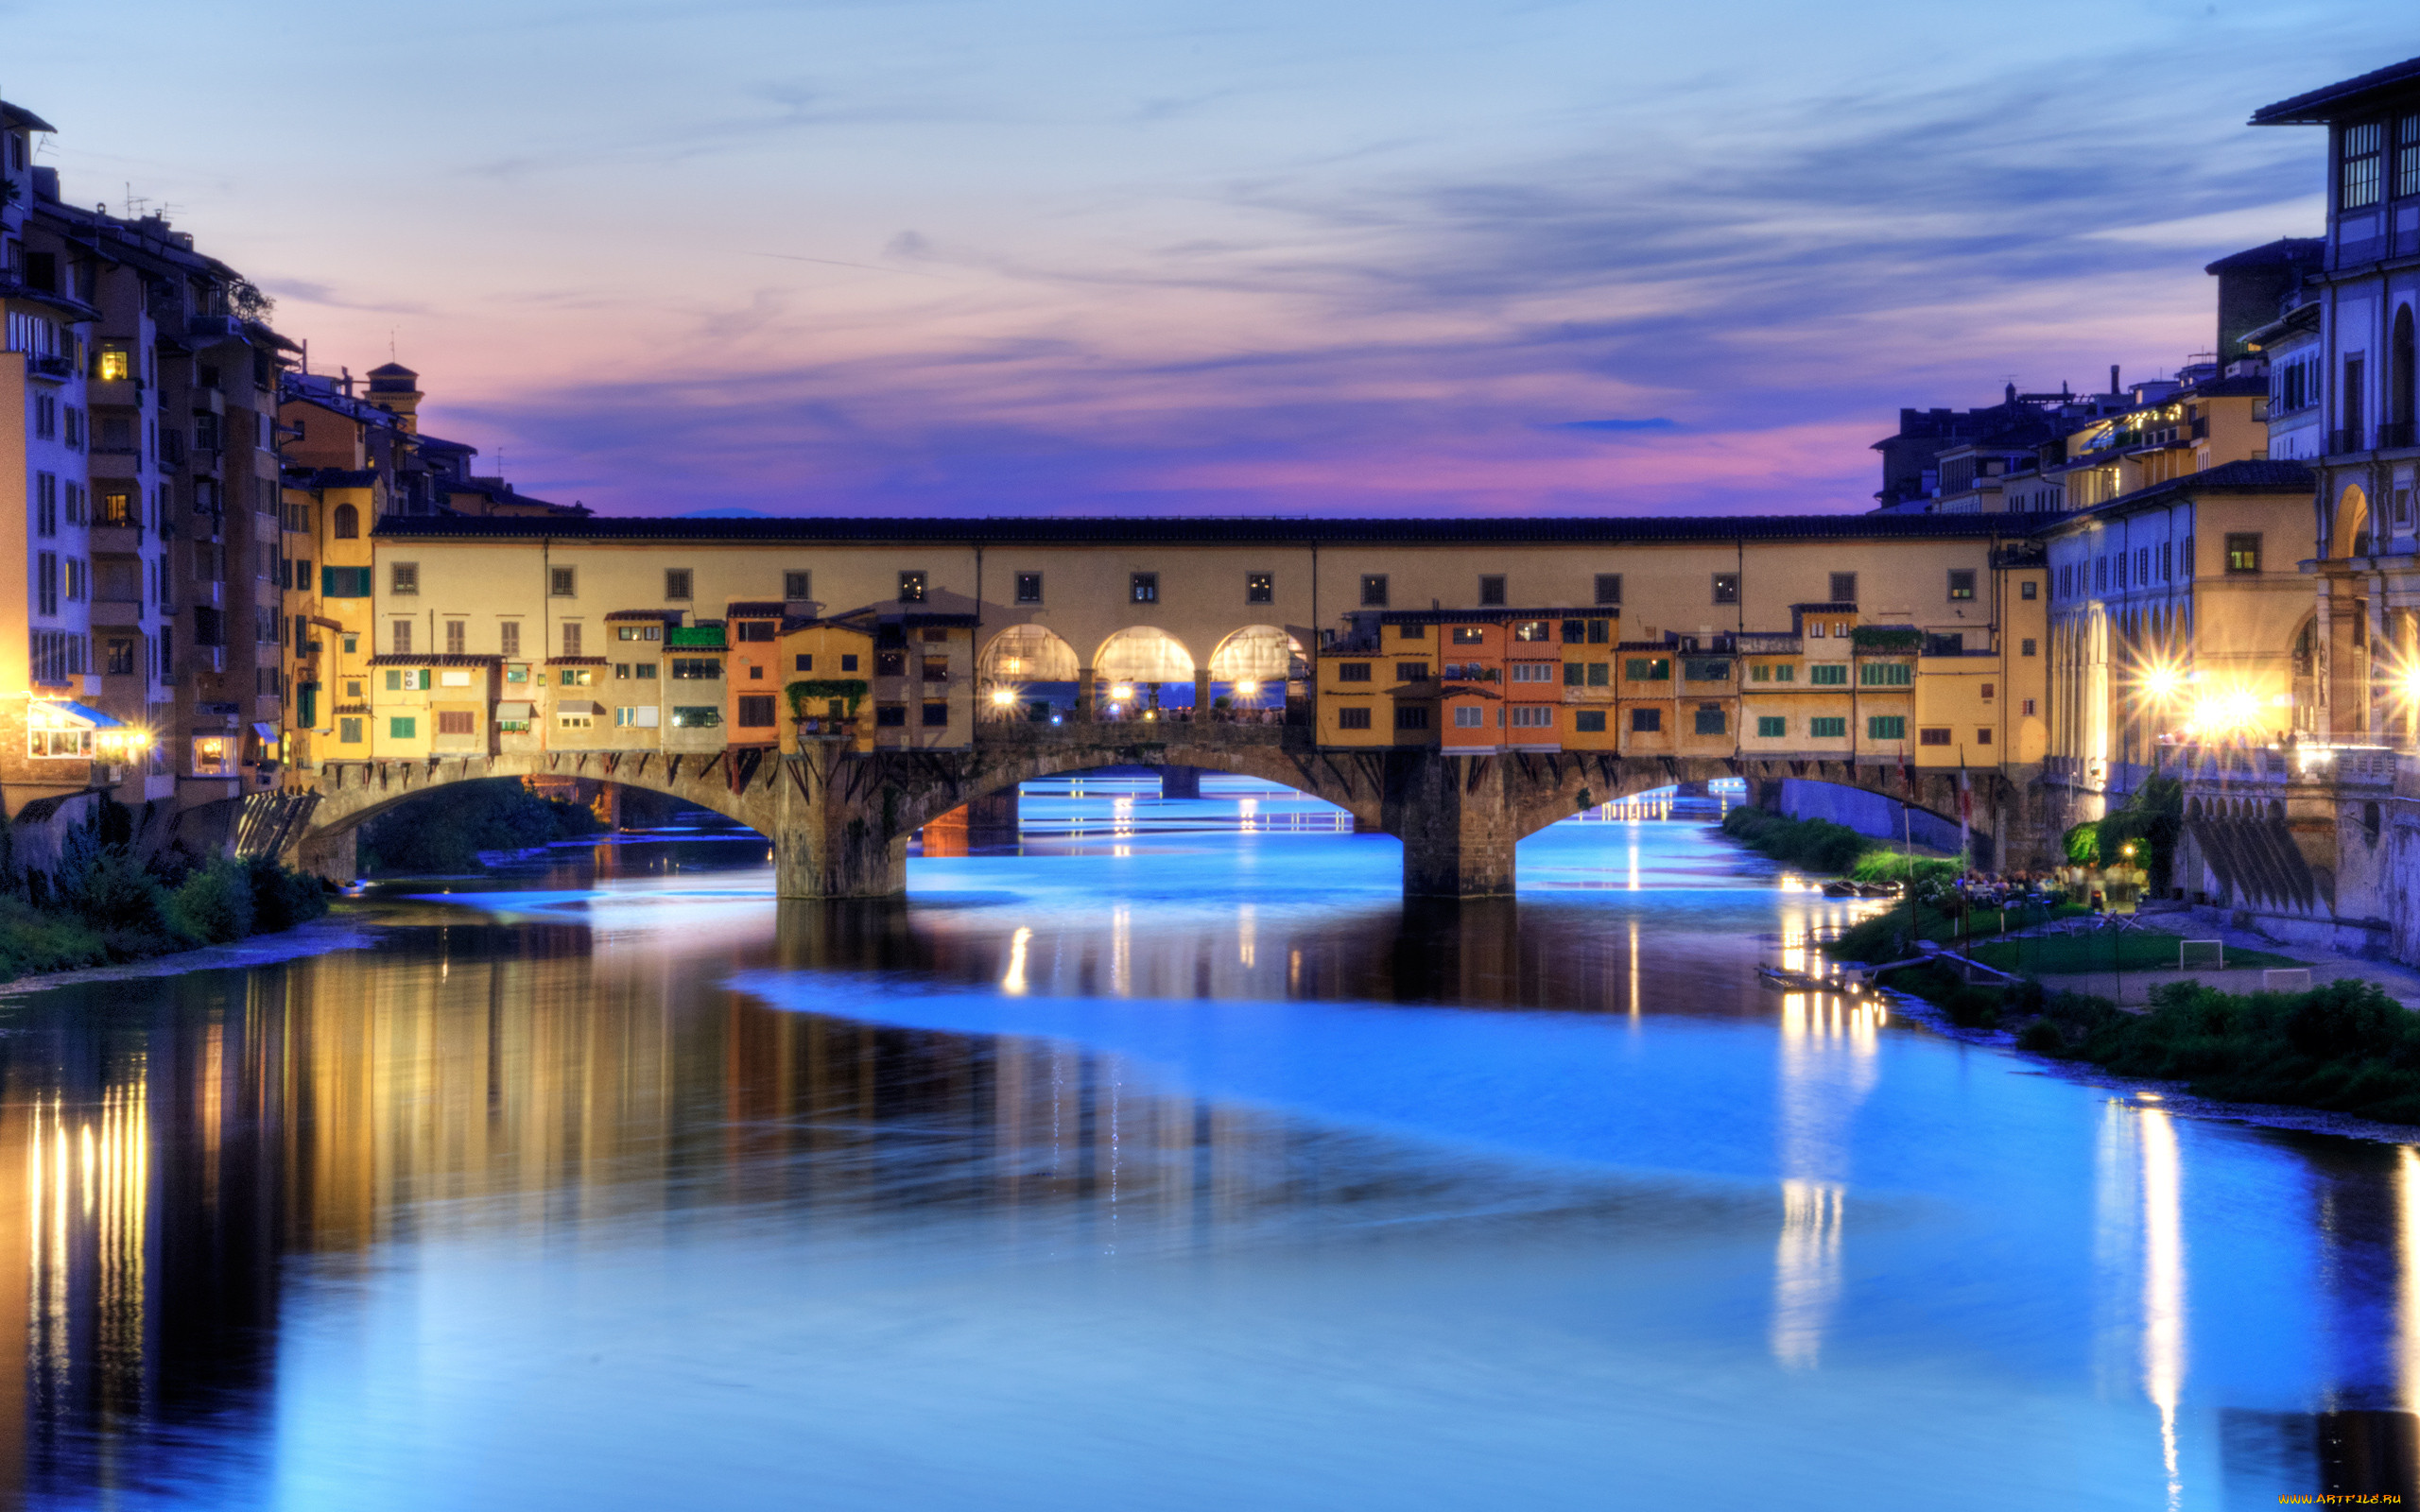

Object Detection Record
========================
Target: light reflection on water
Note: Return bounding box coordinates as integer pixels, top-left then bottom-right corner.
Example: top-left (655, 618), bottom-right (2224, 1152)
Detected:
top-left (0, 780), bottom-right (2410, 1506)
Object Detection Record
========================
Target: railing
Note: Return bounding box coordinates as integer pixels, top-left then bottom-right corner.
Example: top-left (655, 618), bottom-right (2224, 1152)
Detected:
top-left (2378, 421), bottom-right (2417, 450)
top-left (2331, 427), bottom-right (2367, 455)
top-left (2164, 741), bottom-right (2398, 787)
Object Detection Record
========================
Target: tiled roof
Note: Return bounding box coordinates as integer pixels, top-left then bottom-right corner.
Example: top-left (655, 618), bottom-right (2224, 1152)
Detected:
top-left (2066, 459), bottom-right (2315, 523)
top-left (545, 656), bottom-right (610, 666)
top-left (2203, 237), bottom-right (2325, 274)
top-left (1372, 607), bottom-right (1615, 624)
top-left (605, 609), bottom-right (683, 623)
top-left (726, 600), bottom-right (788, 618)
top-left (367, 654), bottom-right (500, 667)
top-left (373, 512), bottom-right (2054, 546)
top-left (2253, 57), bottom-right (2420, 124)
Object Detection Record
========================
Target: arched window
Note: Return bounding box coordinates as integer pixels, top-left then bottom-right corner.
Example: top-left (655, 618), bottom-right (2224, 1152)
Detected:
top-left (1093, 627), bottom-right (1196, 684)
top-left (333, 502), bottom-right (359, 539)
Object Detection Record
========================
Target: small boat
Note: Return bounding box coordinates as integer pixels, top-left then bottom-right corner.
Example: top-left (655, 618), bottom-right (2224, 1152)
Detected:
top-left (1821, 880), bottom-right (1860, 898)
top-left (1757, 964), bottom-right (1862, 994)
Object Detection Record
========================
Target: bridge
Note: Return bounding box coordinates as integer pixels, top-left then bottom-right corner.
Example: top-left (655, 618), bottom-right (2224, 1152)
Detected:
top-left (288, 723), bottom-right (2027, 896)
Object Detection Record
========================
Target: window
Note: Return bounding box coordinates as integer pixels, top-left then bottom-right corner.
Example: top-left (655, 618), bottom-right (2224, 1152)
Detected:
top-left (616, 624), bottom-right (663, 642)
top-left (1625, 658), bottom-right (1670, 681)
top-left (35, 552), bottom-right (55, 616)
top-left (1711, 573), bottom-right (1738, 605)
top-left (737, 696), bottom-right (777, 727)
top-left (392, 620), bottom-right (413, 655)
top-left (1586, 662), bottom-right (1610, 686)
top-left (562, 624), bottom-right (582, 657)
top-left (445, 621), bottom-right (466, 655)
top-left (550, 567), bottom-right (577, 598)
top-left (2400, 113), bottom-right (2420, 200)
top-left (1360, 575), bottom-right (1389, 607)
top-left (1453, 706), bottom-right (1485, 729)
top-left (1919, 727), bottom-right (1952, 747)
top-left (1858, 662), bottom-right (1911, 687)
top-left (2344, 119), bottom-right (2385, 211)
top-left (1337, 662), bottom-right (1373, 682)
top-left (670, 659), bottom-right (721, 679)
top-left (785, 570), bottom-right (812, 601)
top-left (1573, 710), bottom-right (1606, 733)
top-left (2020, 579), bottom-right (2037, 601)
top-left (1015, 573), bottom-right (1044, 605)
top-left (1564, 662), bottom-right (1584, 686)
top-left (1396, 705), bottom-right (1430, 730)
top-left (1947, 569), bottom-right (1976, 601)
top-left (921, 702), bottom-right (949, 727)
top-left (637, 663), bottom-right (659, 680)
top-left (1756, 715), bottom-right (1786, 738)
top-left (1451, 627), bottom-right (1485, 644)
top-left (615, 706), bottom-right (660, 729)
top-left (1809, 717), bottom-right (1846, 739)
top-left (898, 571), bottom-right (927, 603)
top-left (1511, 706), bottom-right (1553, 730)
top-left (795, 654), bottom-right (813, 672)
top-left (1808, 620), bottom-right (1825, 638)
top-left (2021, 698), bottom-right (2037, 717)
top-left (1131, 572), bottom-right (1159, 604)
top-left (873, 704), bottom-right (908, 728)
top-left (840, 654), bottom-right (858, 672)
top-left (500, 622), bottom-right (521, 658)
top-left (2135, 547), bottom-right (2149, 587)
top-left (1980, 683), bottom-right (1995, 701)
top-left (1630, 708), bottom-right (1662, 732)
top-left (389, 717), bottom-right (417, 740)
top-left (1594, 574), bottom-right (1621, 606)
top-left (876, 650), bottom-right (907, 677)
top-left (665, 569), bottom-right (693, 601)
top-left (1246, 573), bottom-right (1273, 604)
top-left (1975, 727), bottom-right (1994, 746)
top-left (339, 717), bottom-right (363, 745)
top-left (390, 561), bottom-right (419, 594)
top-left (2159, 541), bottom-right (2172, 581)
top-left (1338, 707), bottom-right (1374, 730)
top-left (1868, 715), bottom-right (1906, 741)
top-left (103, 637), bottom-right (135, 676)
top-left (1682, 658), bottom-right (1731, 681)
top-left (1397, 662), bottom-right (1430, 681)
top-left (558, 710), bottom-right (595, 730)
top-left (1693, 707), bottom-right (1725, 735)
top-left (33, 472), bottom-right (54, 537)
top-left (1512, 620), bottom-right (1550, 642)
top-left (1829, 572), bottom-right (1858, 604)
top-left (1510, 662), bottom-right (1554, 683)
top-left (1478, 575), bottom-right (1506, 607)
top-left (737, 621), bottom-right (776, 643)
top-left (2225, 533), bottom-right (2261, 574)
top-left (559, 668), bottom-right (596, 687)
top-left (437, 711), bottom-right (475, 736)
top-left (672, 706), bottom-right (724, 728)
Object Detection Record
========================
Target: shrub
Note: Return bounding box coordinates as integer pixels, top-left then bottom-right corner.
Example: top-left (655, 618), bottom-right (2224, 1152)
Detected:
top-left (169, 860), bottom-right (255, 945)
top-left (244, 853), bottom-right (328, 933)
top-left (59, 849), bottom-right (166, 935)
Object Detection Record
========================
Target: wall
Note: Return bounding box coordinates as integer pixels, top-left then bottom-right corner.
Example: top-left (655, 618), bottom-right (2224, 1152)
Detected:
top-left (1777, 778), bottom-right (1966, 854)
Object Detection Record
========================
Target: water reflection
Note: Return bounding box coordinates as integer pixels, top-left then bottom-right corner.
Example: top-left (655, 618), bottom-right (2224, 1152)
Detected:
top-left (1, 789), bottom-right (2419, 1505)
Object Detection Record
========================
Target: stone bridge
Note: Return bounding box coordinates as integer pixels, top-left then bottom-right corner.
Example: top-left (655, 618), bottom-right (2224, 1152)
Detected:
top-left (288, 725), bottom-right (2040, 896)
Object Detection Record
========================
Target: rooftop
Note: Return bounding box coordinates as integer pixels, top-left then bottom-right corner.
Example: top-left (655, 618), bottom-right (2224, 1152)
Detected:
top-left (2065, 459), bottom-right (2317, 523)
top-left (373, 512), bottom-right (2056, 546)
top-left (2252, 56), bottom-right (2420, 125)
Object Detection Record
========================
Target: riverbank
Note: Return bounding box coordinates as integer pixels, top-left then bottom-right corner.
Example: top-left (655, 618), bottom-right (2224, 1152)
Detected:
top-left (0, 839), bottom-right (333, 985)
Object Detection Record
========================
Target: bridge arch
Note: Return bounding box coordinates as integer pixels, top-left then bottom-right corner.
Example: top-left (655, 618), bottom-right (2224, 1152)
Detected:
top-left (1207, 625), bottom-right (1305, 704)
top-left (979, 624), bottom-right (1079, 682)
top-left (2335, 483), bottom-right (2371, 558)
top-left (1092, 627), bottom-right (1196, 687)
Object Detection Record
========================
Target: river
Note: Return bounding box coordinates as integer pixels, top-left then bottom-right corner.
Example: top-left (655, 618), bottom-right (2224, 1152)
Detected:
top-left (0, 775), bottom-right (2411, 1508)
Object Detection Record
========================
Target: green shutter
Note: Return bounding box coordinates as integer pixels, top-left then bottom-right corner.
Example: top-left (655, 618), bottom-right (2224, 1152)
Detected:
top-left (389, 716), bottom-right (416, 740)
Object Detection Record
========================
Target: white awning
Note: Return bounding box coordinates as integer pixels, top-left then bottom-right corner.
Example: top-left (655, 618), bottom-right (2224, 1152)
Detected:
top-left (495, 701), bottom-right (534, 720)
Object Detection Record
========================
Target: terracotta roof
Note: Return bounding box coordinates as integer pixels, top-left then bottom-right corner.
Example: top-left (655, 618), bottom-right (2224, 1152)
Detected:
top-left (367, 654), bottom-right (499, 667)
top-left (546, 656), bottom-right (610, 666)
top-left (2059, 459), bottom-right (2317, 524)
top-left (605, 609), bottom-right (683, 623)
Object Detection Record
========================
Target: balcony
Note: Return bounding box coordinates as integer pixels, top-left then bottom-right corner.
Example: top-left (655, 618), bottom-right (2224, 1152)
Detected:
top-left (26, 353), bottom-right (70, 381)
top-left (185, 313), bottom-right (242, 342)
top-left (2332, 427), bottom-right (2369, 455)
top-left (90, 597), bottom-right (143, 628)
top-left (90, 523), bottom-right (142, 555)
top-left (88, 377), bottom-right (144, 410)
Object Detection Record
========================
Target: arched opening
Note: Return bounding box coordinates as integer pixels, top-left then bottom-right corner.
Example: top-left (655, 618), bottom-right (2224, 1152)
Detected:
top-left (2395, 303), bottom-right (2416, 448)
top-left (978, 625), bottom-right (1080, 720)
top-left (1092, 627), bottom-right (1196, 715)
top-left (2336, 484), bottom-right (2371, 558)
top-left (332, 502), bottom-right (359, 540)
top-left (1206, 625), bottom-right (1306, 710)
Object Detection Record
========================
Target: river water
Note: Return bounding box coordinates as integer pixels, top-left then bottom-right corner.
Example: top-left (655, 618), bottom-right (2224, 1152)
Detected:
top-left (0, 776), bottom-right (2413, 1509)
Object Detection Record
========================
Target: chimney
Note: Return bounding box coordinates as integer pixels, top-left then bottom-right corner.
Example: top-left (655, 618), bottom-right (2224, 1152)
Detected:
top-left (2109, 365), bottom-right (2121, 396)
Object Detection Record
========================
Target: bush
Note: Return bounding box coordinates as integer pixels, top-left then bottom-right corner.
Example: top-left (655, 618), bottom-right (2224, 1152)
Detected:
top-left (358, 780), bottom-right (607, 875)
top-left (1719, 807), bottom-right (1876, 873)
top-left (245, 852), bottom-right (328, 933)
top-left (169, 860), bottom-right (255, 945)
top-left (57, 849), bottom-right (166, 935)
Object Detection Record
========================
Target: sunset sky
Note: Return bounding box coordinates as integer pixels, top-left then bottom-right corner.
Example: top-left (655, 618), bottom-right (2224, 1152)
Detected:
top-left (10, 2), bottom-right (2410, 517)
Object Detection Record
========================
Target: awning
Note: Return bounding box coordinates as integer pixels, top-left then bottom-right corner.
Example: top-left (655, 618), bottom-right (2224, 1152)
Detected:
top-left (32, 700), bottom-right (127, 730)
top-left (554, 699), bottom-right (602, 715)
top-left (496, 701), bottom-right (534, 720)
top-left (252, 722), bottom-right (279, 743)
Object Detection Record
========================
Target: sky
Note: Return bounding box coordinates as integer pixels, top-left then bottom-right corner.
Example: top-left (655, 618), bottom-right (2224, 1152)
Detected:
top-left (5, 1), bottom-right (2411, 518)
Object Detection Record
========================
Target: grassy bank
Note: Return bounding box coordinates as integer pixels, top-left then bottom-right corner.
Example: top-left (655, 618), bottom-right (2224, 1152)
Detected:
top-left (359, 781), bottom-right (606, 875)
top-left (0, 801), bottom-right (330, 983)
top-left (1966, 933), bottom-right (2302, 976)
top-left (2017, 979), bottom-right (2420, 1125)
top-left (1719, 807), bottom-right (1957, 885)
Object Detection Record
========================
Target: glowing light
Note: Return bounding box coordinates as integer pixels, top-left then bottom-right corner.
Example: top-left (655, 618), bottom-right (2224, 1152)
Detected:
top-left (990, 687), bottom-right (1017, 707)
top-left (1235, 679), bottom-right (1260, 697)
top-left (1111, 683), bottom-right (1135, 701)
top-left (2186, 685), bottom-right (2265, 738)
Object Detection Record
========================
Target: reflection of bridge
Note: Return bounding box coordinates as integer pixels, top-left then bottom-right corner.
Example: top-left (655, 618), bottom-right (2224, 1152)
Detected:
top-left (293, 724), bottom-right (2027, 897)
